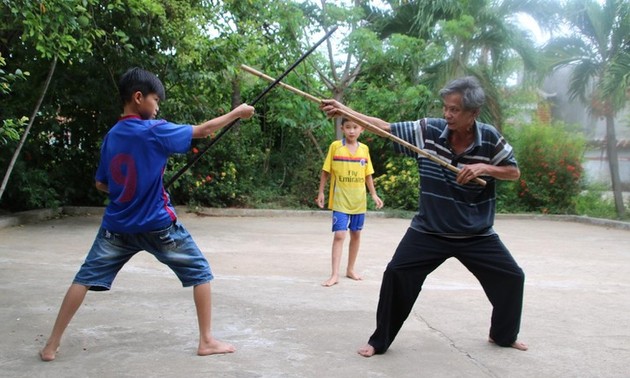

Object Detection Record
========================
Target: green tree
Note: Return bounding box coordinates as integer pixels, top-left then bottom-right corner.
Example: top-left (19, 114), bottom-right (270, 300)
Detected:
top-left (298, 1), bottom-right (440, 179)
top-left (165, 0), bottom-right (325, 207)
top-left (543, 0), bottom-right (629, 217)
top-left (0, 53), bottom-right (28, 145)
top-left (1, 0), bottom-right (330, 211)
top-left (297, 0), bottom-right (375, 140)
top-left (0, 0), bottom-right (207, 209)
top-left (0, 0), bottom-right (106, 203)
top-left (366, 0), bottom-right (561, 129)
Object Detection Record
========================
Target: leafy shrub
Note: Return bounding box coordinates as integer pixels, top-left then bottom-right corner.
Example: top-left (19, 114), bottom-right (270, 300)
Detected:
top-left (187, 160), bottom-right (241, 207)
top-left (0, 162), bottom-right (60, 211)
top-left (1, 116), bottom-right (28, 145)
top-left (496, 180), bottom-right (523, 213)
top-left (374, 156), bottom-right (419, 210)
top-left (575, 184), bottom-right (622, 219)
top-left (167, 137), bottom-right (258, 208)
top-left (509, 121), bottom-right (585, 214)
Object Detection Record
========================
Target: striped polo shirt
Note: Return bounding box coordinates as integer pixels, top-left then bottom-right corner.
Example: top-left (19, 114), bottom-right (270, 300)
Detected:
top-left (390, 118), bottom-right (517, 237)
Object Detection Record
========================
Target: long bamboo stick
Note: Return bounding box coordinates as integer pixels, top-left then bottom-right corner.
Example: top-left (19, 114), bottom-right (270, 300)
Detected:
top-left (240, 64), bottom-right (486, 186)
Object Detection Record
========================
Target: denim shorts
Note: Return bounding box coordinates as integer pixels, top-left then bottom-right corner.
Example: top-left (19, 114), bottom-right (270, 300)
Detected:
top-left (332, 211), bottom-right (365, 232)
top-left (73, 221), bottom-right (213, 291)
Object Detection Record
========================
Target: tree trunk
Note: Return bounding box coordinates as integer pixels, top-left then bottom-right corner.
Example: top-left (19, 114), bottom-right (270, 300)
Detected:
top-left (604, 114), bottom-right (625, 217)
top-left (305, 128), bottom-right (325, 160)
top-left (0, 55), bottom-right (58, 202)
top-left (333, 88), bottom-right (344, 140)
top-left (230, 76), bottom-right (242, 132)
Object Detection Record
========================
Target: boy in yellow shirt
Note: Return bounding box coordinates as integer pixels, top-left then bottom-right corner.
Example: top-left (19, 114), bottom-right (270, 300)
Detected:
top-left (317, 118), bottom-right (383, 287)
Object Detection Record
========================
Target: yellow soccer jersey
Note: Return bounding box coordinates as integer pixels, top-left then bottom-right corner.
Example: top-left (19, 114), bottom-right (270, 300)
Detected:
top-left (322, 139), bottom-right (375, 214)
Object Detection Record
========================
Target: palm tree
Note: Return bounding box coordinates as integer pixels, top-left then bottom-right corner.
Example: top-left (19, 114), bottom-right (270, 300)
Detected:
top-left (364, 0), bottom-right (561, 129)
top-left (543, 0), bottom-right (629, 217)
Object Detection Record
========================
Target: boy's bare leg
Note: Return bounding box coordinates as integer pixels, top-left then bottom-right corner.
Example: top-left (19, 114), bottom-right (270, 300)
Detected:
top-left (357, 343), bottom-right (376, 357)
top-left (194, 282), bottom-right (235, 356)
top-left (346, 230), bottom-right (362, 280)
top-left (322, 231), bottom-right (346, 287)
top-left (488, 337), bottom-right (528, 351)
top-left (40, 283), bottom-right (89, 361)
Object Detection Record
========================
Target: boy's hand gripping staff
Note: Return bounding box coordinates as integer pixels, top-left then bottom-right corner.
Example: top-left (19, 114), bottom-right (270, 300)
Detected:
top-left (240, 64), bottom-right (487, 187)
top-left (165, 26), bottom-right (338, 189)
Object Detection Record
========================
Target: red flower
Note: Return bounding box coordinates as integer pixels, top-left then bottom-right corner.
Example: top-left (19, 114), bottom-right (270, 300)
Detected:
top-left (192, 147), bottom-right (199, 154)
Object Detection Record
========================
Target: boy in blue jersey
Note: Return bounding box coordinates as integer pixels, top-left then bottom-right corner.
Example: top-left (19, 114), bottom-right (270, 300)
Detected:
top-left (40, 67), bottom-right (255, 361)
top-left (321, 76), bottom-right (527, 356)
top-left (317, 118), bottom-right (383, 287)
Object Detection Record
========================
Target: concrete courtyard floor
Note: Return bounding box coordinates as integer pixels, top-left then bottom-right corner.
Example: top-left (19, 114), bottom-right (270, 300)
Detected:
top-left (1, 208), bottom-right (629, 378)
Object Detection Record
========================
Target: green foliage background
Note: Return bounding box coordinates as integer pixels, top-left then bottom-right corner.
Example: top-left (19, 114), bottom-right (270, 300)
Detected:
top-left (0, 0), bottom-right (627, 219)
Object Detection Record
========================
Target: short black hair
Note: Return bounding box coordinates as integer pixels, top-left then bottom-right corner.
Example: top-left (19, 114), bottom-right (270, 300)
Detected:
top-left (118, 67), bottom-right (166, 104)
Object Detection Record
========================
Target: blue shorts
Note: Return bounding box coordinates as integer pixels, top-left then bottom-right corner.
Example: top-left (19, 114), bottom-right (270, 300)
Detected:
top-left (73, 221), bottom-right (213, 291)
top-left (332, 211), bottom-right (365, 232)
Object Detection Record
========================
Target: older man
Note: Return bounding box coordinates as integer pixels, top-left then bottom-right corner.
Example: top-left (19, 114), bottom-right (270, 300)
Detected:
top-left (321, 76), bottom-right (527, 356)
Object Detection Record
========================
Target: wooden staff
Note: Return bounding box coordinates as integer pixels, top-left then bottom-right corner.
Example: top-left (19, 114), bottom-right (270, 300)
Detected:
top-left (240, 64), bottom-right (487, 186)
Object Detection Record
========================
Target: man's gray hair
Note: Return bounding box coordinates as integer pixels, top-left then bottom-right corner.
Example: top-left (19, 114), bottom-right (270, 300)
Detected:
top-left (439, 76), bottom-right (485, 110)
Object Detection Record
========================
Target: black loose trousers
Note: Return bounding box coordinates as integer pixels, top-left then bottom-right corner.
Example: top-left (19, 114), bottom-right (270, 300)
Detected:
top-left (368, 227), bottom-right (525, 353)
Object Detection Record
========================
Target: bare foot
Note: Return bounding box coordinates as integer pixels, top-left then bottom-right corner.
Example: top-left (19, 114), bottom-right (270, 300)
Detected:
top-left (357, 343), bottom-right (376, 357)
top-left (197, 339), bottom-right (236, 356)
top-left (346, 271), bottom-right (363, 281)
top-left (488, 337), bottom-right (528, 351)
top-left (322, 276), bottom-right (338, 287)
top-left (39, 343), bottom-right (59, 362)
top-left (510, 340), bottom-right (528, 351)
